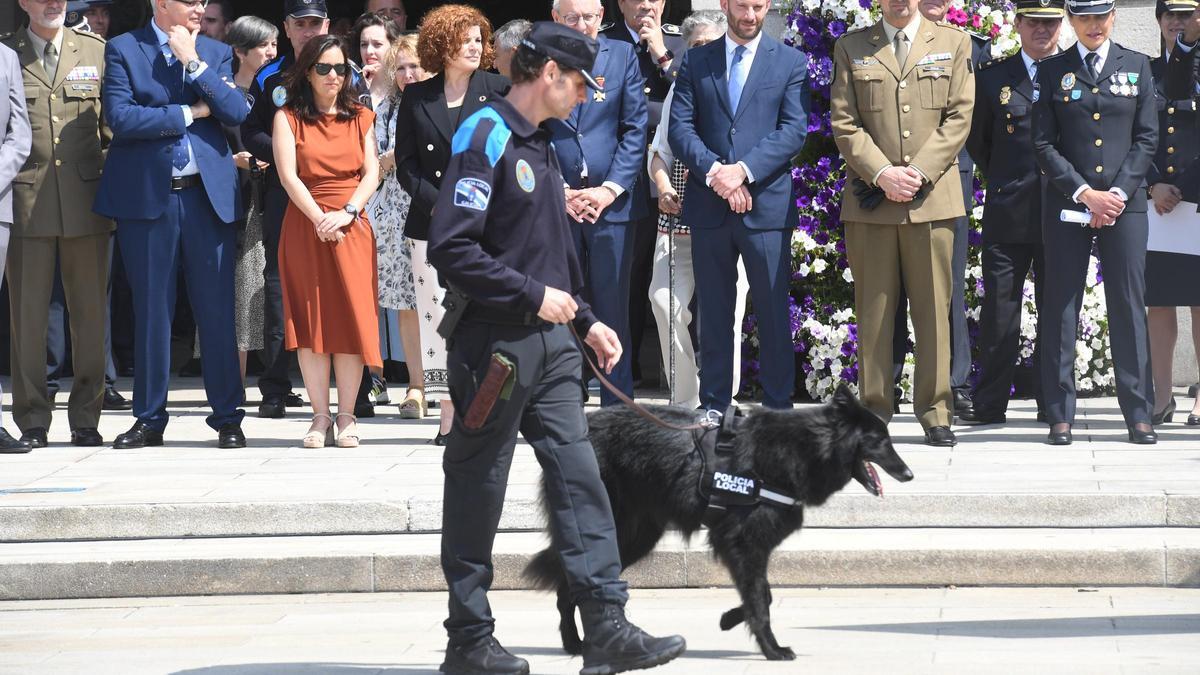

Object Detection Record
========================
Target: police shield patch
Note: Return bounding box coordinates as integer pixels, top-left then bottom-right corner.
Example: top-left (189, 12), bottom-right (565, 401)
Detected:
top-left (454, 178), bottom-right (491, 211)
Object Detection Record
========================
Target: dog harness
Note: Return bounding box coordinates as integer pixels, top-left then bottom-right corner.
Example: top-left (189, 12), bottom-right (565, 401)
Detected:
top-left (694, 406), bottom-right (802, 527)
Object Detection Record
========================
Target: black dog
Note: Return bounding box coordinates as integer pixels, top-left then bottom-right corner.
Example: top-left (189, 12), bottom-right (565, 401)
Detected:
top-left (524, 384), bottom-right (913, 661)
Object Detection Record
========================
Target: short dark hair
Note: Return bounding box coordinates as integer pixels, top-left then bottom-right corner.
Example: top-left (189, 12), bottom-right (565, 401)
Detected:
top-left (284, 35), bottom-right (363, 122)
top-left (508, 44), bottom-right (551, 85)
top-left (209, 0), bottom-right (233, 22)
top-left (349, 12), bottom-right (402, 67)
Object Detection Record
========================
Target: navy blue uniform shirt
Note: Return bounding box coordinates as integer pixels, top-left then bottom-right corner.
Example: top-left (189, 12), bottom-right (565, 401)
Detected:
top-left (427, 96), bottom-right (597, 334)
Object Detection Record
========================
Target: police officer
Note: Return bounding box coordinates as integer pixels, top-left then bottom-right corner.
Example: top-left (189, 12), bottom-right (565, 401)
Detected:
top-left (1032, 0), bottom-right (1158, 445)
top-left (5, 3), bottom-right (113, 449)
top-left (427, 21), bottom-right (685, 675)
top-left (961, 0), bottom-right (1065, 425)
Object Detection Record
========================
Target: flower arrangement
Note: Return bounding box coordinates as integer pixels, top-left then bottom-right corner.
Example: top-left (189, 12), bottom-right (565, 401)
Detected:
top-left (739, 0), bottom-right (1116, 402)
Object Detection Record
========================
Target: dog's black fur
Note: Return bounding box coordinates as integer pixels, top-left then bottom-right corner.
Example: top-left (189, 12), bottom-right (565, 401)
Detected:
top-left (523, 384), bottom-right (913, 660)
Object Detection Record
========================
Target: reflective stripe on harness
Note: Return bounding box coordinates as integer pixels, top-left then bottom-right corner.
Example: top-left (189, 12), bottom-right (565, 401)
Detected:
top-left (694, 406), bottom-right (800, 527)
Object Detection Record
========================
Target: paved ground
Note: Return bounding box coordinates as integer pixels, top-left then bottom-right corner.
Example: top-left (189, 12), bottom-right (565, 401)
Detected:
top-left (0, 588), bottom-right (1197, 674)
top-left (2, 380), bottom-right (1199, 510)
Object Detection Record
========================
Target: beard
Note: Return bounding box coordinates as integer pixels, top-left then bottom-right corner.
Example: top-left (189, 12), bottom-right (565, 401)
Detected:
top-left (728, 16), bottom-right (763, 41)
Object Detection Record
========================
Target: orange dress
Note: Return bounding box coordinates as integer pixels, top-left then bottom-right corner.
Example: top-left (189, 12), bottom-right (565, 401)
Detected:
top-left (280, 106), bottom-right (382, 367)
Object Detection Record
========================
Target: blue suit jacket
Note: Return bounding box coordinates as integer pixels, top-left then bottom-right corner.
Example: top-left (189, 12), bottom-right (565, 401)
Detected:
top-left (94, 25), bottom-right (248, 223)
top-left (668, 35), bottom-right (809, 231)
top-left (546, 36), bottom-right (648, 224)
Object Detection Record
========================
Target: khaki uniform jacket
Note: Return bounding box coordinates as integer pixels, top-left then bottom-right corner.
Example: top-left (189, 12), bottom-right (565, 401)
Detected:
top-left (2, 27), bottom-right (113, 238)
top-left (831, 21), bottom-right (975, 224)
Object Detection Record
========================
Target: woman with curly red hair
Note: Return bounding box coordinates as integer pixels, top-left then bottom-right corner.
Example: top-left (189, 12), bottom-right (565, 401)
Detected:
top-left (394, 4), bottom-right (510, 444)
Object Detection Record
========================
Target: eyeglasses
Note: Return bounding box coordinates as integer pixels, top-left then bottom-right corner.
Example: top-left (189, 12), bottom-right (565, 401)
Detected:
top-left (313, 62), bottom-right (348, 76)
top-left (561, 13), bottom-right (602, 26)
top-left (171, 0), bottom-right (210, 8)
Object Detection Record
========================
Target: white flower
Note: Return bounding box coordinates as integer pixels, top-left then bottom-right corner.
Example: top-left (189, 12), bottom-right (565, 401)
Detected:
top-left (842, 267), bottom-right (854, 282)
top-left (811, 257), bottom-right (828, 274)
top-left (798, 262), bottom-right (811, 277)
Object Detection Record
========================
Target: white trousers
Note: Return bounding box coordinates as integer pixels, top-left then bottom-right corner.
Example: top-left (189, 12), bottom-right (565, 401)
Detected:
top-left (648, 232), bottom-right (749, 408)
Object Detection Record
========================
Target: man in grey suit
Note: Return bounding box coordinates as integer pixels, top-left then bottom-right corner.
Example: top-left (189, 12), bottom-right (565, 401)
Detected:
top-left (0, 39), bottom-right (34, 453)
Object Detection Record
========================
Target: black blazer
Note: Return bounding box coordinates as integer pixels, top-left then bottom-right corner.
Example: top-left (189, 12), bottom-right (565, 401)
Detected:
top-left (967, 53), bottom-right (1042, 244)
top-left (1148, 55), bottom-right (1200, 200)
top-left (395, 69), bottom-right (510, 240)
top-left (1032, 43), bottom-right (1157, 218)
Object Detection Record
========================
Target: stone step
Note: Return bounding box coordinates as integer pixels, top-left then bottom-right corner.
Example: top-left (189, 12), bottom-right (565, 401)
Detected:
top-left (1, 528), bottom-right (1197, 600)
top-left (2, 493), bottom-right (1197, 542)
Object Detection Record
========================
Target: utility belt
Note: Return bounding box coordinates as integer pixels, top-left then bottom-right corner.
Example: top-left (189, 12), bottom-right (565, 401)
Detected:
top-left (693, 406), bottom-right (800, 528)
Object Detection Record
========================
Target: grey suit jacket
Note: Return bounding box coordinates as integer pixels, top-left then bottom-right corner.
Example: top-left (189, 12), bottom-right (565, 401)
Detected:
top-left (0, 42), bottom-right (32, 224)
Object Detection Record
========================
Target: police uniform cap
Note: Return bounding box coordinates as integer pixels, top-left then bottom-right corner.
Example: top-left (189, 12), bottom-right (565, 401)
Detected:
top-left (519, 21), bottom-right (603, 91)
top-left (1016, 0), bottom-right (1067, 18)
top-left (662, 23), bottom-right (681, 35)
top-left (284, 0), bottom-right (328, 20)
top-left (1066, 0), bottom-right (1115, 15)
top-left (1156, 0), bottom-right (1197, 17)
top-left (65, 1), bottom-right (88, 27)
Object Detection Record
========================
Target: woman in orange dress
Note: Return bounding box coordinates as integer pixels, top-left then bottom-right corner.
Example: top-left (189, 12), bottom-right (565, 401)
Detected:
top-left (272, 35), bottom-right (380, 449)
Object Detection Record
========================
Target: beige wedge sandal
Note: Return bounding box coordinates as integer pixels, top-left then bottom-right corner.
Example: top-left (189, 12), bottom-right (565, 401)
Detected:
top-left (303, 414), bottom-right (334, 448)
top-left (335, 413), bottom-right (360, 448)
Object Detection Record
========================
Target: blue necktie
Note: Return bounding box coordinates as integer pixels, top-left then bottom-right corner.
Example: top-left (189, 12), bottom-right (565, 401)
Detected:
top-left (728, 45), bottom-right (747, 114)
top-left (165, 54), bottom-right (189, 171)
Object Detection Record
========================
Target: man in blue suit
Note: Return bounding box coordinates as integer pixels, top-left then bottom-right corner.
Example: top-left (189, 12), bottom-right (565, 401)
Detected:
top-left (93, 0), bottom-right (249, 449)
top-left (548, 0), bottom-right (648, 406)
top-left (668, 0), bottom-right (809, 411)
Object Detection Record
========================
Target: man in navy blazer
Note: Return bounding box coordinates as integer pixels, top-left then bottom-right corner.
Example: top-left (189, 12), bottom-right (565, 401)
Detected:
top-left (93, 0), bottom-right (249, 449)
top-left (668, 0), bottom-right (809, 410)
top-left (548, 0), bottom-right (648, 406)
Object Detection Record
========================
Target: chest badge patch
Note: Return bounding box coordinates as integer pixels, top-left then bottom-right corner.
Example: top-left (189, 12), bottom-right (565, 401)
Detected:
top-left (1061, 72), bottom-right (1075, 91)
top-left (271, 85), bottom-right (288, 107)
top-left (515, 159), bottom-right (536, 192)
top-left (999, 86), bottom-right (1011, 105)
top-left (454, 178), bottom-right (491, 211)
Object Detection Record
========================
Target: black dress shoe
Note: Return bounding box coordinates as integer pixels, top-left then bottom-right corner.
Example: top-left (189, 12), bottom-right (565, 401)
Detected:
top-left (285, 392), bottom-right (305, 408)
top-left (1128, 427), bottom-right (1158, 445)
top-left (1047, 428), bottom-right (1073, 446)
top-left (354, 399), bottom-right (375, 419)
top-left (20, 427), bottom-right (48, 449)
top-left (441, 636), bottom-right (529, 675)
top-left (924, 426), bottom-right (957, 447)
top-left (1151, 397), bottom-right (1177, 426)
top-left (958, 408), bottom-right (1006, 425)
top-left (103, 386), bottom-right (133, 411)
top-left (0, 428), bottom-right (33, 454)
top-left (217, 423), bottom-right (246, 449)
top-left (70, 428), bottom-right (104, 447)
top-left (258, 395), bottom-right (286, 419)
top-left (952, 390), bottom-right (973, 414)
top-left (113, 422), bottom-right (164, 449)
top-left (1188, 414), bottom-right (1200, 426)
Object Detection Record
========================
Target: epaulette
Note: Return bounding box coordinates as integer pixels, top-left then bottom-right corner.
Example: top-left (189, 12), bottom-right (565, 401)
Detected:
top-left (979, 52), bottom-right (1017, 71)
top-left (662, 23), bottom-right (680, 36)
top-left (842, 24), bottom-right (871, 36)
top-left (0, 32), bottom-right (13, 42)
top-left (71, 27), bottom-right (106, 43)
top-left (1040, 49), bottom-right (1072, 63)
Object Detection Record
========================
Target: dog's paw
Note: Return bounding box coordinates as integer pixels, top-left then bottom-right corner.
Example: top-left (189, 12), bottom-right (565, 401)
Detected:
top-left (763, 645), bottom-right (796, 661)
top-left (719, 607), bottom-right (744, 631)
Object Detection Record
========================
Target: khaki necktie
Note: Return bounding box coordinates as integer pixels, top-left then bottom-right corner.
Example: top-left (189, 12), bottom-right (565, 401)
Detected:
top-left (44, 41), bottom-right (58, 80)
top-left (894, 30), bottom-right (909, 70)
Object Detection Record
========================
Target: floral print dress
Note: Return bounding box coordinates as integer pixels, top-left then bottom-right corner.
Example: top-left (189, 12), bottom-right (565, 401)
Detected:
top-left (368, 93), bottom-right (416, 311)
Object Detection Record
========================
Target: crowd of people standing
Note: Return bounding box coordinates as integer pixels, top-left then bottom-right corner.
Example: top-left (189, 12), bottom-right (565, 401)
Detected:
top-left (0, 0), bottom-right (1198, 457)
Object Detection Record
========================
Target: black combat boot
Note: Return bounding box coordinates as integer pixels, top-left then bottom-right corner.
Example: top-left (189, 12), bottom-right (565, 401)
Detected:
top-left (440, 636), bottom-right (529, 675)
top-left (578, 602), bottom-right (686, 675)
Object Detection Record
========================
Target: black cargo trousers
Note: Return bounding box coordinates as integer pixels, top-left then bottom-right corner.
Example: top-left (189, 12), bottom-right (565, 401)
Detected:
top-left (441, 317), bottom-right (629, 646)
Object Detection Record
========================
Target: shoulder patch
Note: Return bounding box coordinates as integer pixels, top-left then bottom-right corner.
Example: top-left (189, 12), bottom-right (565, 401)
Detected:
top-left (453, 177), bottom-right (491, 211)
top-left (452, 106), bottom-right (512, 168)
top-left (662, 23), bottom-right (681, 36)
top-left (255, 56), bottom-right (285, 91)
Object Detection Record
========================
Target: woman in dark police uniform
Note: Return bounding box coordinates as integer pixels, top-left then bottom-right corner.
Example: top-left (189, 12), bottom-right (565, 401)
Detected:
top-left (393, 4), bottom-right (510, 445)
top-left (1147, 0), bottom-right (1200, 427)
top-left (1032, 0), bottom-right (1159, 445)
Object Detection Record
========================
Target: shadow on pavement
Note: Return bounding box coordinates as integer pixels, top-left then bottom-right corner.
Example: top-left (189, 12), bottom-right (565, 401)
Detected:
top-left (814, 613), bottom-right (1200, 638)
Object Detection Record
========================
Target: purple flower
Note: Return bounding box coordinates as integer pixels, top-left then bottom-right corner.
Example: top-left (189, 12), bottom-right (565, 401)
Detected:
top-left (828, 20), bottom-right (847, 39)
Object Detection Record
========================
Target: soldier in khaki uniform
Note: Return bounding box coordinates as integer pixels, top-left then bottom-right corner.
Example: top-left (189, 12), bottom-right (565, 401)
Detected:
top-left (830, 0), bottom-right (974, 446)
top-left (3, 3), bottom-right (113, 449)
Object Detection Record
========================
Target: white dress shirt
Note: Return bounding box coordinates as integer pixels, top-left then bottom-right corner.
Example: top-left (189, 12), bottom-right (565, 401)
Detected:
top-left (150, 20), bottom-right (208, 178)
top-left (705, 31), bottom-right (765, 188)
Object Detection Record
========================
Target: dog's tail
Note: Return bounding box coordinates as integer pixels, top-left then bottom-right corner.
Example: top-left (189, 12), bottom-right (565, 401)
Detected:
top-left (522, 547), bottom-right (561, 591)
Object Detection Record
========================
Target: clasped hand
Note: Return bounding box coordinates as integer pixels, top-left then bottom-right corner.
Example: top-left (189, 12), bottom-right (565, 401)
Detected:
top-left (1079, 189), bottom-right (1126, 228)
top-left (877, 166), bottom-right (924, 202)
top-left (706, 163), bottom-right (752, 214)
top-left (565, 187), bottom-right (616, 223)
top-left (313, 209), bottom-right (353, 242)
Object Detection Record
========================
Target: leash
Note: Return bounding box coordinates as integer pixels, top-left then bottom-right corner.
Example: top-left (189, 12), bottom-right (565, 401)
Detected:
top-left (568, 322), bottom-right (711, 432)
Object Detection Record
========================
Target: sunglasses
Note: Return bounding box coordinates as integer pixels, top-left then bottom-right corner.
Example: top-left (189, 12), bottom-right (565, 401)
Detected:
top-left (312, 62), bottom-right (348, 76)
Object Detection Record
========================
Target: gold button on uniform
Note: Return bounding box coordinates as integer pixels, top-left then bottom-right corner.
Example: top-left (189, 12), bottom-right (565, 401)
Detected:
top-left (50, 94), bottom-right (57, 101)
top-left (55, 159), bottom-right (62, 167)
top-left (1168, 107), bottom-right (1176, 114)
top-left (903, 155), bottom-right (911, 162)
top-left (1095, 165), bottom-right (1103, 173)
top-left (902, 130), bottom-right (910, 138)
top-left (1091, 87), bottom-right (1099, 94)
top-left (1094, 139), bottom-right (1102, 147)
top-left (1168, 126), bottom-right (1175, 134)
top-left (1093, 113), bottom-right (1100, 120)
top-left (899, 81), bottom-right (907, 89)
top-left (53, 137), bottom-right (60, 144)
top-left (435, 170), bottom-right (442, 178)
top-left (644, 87), bottom-right (650, 94)
top-left (1168, 146), bottom-right (1175, 154)
top-left (426, 144), bottom-right (434, 151)
top-left (1006, 113), bottom-right (1012, 119)
top-left (902, 104), bottom-right (910, 112)
top-left (1168, 166), bottom-right (1176, 174)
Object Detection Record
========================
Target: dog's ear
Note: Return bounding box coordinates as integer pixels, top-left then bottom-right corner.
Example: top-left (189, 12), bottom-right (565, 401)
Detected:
top-left (832, 383), bottom-right (858, 409)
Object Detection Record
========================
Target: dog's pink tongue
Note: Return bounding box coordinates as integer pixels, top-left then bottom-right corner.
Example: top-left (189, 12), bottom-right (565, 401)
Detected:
top-left (867, 462), bottom-right (882, 497)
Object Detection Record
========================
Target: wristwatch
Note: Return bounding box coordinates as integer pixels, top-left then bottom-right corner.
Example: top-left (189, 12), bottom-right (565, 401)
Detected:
top-left (656, 50), bottom-right (674, 67)
top-left (185, 59), bottom-right (202, 75)
top-left (343, 203), bottom-right (360, 219)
